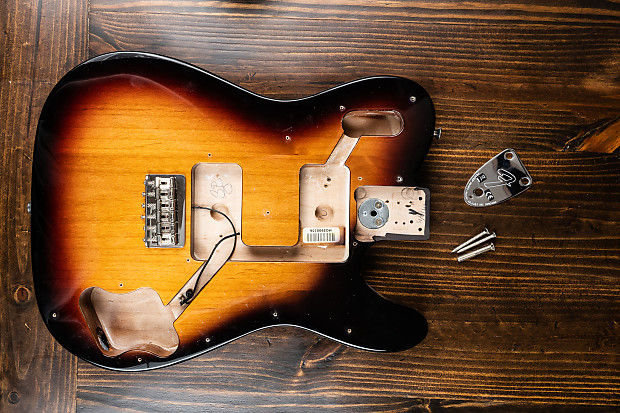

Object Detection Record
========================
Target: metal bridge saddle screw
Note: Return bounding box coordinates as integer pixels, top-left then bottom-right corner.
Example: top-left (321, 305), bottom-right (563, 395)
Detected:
top-left (457, 243), bottom-right (495, 262)
top-left (452, 228), bottom-right (490, 253)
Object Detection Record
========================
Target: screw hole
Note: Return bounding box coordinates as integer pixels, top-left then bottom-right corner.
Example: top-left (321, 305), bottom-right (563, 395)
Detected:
top-left (519, 177), bottom-right (531, 186)
top-left (504, 152), bottom-right (514, 160)
top-left (473, 188), bottom-right (484, 196)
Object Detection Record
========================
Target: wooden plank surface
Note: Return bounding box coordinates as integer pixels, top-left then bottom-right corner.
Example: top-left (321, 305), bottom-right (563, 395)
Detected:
top-left (81, 0), bottom-right (619, 410)
top-left (0, 0), bottom-right (88, 411)
top-left (1, 0), bottom-right (618, 411)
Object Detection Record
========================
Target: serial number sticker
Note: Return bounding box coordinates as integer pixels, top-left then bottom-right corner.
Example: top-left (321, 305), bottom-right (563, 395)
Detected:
top-left (302, 227), bottom-right (340, 243)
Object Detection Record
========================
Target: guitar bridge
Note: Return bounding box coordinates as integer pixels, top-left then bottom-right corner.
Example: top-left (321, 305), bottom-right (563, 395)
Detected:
top-left (143, 174), bottom-right (186, 248)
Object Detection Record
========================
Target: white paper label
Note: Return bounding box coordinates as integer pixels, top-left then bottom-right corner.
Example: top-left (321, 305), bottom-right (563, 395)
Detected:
top-left (302, 227), bottom-right (340, 243)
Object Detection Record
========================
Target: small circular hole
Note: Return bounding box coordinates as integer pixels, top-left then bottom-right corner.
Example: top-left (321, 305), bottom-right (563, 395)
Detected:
top-left (504, 152), bottom-right (514, 160)
top-left (410, 220), bottom-right (413, 224)
top-left (370, 210), bottom-right (377, 217)
top-left (473, 188), bottom-right (484, 196)
top-left (418, 227), bottom-right (422, 231)
top-left (519, 177), bottom-right (531, 186)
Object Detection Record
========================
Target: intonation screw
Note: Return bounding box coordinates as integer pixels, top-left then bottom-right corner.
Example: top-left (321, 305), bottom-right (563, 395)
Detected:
top-left (457, 243), bottom-right (495, 262)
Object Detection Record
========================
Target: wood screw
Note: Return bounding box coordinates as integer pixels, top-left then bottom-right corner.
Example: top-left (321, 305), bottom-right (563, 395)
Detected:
top-left (457, 243), bottom-right (495, 262)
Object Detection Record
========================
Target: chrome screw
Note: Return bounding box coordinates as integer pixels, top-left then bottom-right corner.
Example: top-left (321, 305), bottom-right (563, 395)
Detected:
top-left (451, 228), bottom-right (490, 253)
top-left (456, 232), bottom-right (496, 254)
top-left (458, 243), bottom-right (495, 262)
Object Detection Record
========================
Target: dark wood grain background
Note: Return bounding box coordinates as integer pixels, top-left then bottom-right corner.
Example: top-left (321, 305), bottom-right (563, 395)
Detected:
top-left (1, 0), bottom-right (618, 411)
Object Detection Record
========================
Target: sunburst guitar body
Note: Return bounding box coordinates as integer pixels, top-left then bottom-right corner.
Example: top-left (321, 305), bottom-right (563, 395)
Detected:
top-left (32, 52), bottom-right (436, 371)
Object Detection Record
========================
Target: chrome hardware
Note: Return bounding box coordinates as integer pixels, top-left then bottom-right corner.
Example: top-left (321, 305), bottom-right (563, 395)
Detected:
top-left (433, 127), bottom-right (442, 140)
top-left (451, 227), bottom-right (489, 253)
top-left (454, 232), bottom-right (496, 254)
top-left (457, 243), bottom-right (495, 262)
top-left (143, 174), bottom-right (185, 248)
top-left (464, 149), bottom-right (532, 207)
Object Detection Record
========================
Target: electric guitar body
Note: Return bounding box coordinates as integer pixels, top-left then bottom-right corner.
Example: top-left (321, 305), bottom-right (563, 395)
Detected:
top-left (32, 52), bottom-right (435, 371)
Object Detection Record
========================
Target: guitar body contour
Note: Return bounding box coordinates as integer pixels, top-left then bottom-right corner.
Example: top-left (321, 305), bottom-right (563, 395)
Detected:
top-left (32, 52), bottom-right (435, 371)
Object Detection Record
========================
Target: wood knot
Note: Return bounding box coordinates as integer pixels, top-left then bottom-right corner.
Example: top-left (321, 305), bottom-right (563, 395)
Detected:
top-left (13, 285), bottom-right (32, 305)
top-left (8, 391), bottom-right (19, 404)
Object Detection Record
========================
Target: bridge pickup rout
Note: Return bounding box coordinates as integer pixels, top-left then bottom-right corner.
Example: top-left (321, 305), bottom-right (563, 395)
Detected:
top-left (143, 174), bottom-right (186, 248)
top-left (354, 186), bottom-right (430, 242)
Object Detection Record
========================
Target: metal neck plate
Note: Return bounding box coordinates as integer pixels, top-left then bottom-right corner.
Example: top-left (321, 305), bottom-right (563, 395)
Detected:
top-left (464, 149), bottom-right (532, 207)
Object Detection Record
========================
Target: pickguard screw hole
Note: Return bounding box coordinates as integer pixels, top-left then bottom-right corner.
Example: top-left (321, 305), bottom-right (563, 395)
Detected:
top-left (346, 328), bottom-right (352, 334)
top-left (339, 105), bottom-right (345, 112)
top-left (409, 96), bottom-right (416, 103)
